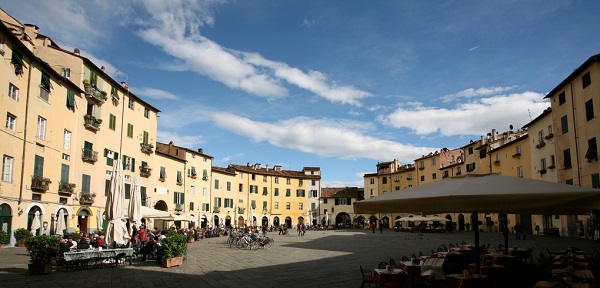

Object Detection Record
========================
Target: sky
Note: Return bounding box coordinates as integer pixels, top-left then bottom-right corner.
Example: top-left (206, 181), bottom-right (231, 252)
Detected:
top-left (3, 0), bottom-right (600, 187)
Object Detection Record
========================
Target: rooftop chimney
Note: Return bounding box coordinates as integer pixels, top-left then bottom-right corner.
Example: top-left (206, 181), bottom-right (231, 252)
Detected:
top-left (197, 148), bottom-right (203, 154)
top-left (74, 48), bottom-right (80, 55)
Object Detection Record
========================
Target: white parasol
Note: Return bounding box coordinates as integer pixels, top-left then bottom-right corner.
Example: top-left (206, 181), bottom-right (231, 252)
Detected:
top-left (128, 177), bottom-right (143, 236)
top-left (105, 159), bottom-right (129, 247)
top-left (55, 209), bottom-right (66, 235)
top-left (96, 209), bottom-right (103, 232)
top-left (395, 215), bottom-right (429, 222)
top-left (30, 211), bottom-right (41, 236)
top-left (426, 216), bottom-right (450, 222)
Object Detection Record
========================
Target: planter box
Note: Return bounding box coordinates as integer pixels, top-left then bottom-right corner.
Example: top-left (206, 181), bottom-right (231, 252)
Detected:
top-left (17, 242), bottom-right (25, 247)
top-left (187, 238), bottom-right (195, 243)
top-left (28, 263), bottom-right (53, 275)
top-left (162, 256), bottom-right (183, 268)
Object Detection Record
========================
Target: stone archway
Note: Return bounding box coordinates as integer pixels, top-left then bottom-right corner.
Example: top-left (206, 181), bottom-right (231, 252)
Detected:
top-left (213, 215), bottom-right (219, 228)
top-left (357, 215), bottom-right (366, 228)
top-left (335, 212), bottom-right (351, 228)
top-left (285, 216), bottom-right (292, 229)
top-left (273, 216), bottom-right (280, 227)
top-left (77, 209), bottom-right (91, 234)
top-left (262, 216), bottom-right (269, 227)
top-left (225, 215), bottom-right (232, 228)
top-left (381, 216), bottom-right (390, 228)
top-left (0, 203), bottom-right (12, 244)
top-left (237, 216), bottom-right (244, 228)
top-left (27, 205), bottom-right (43, 236)
top-left (154, 200), bottom-right (168, 211)
top-left (297, 216), bottom-right (304, 225)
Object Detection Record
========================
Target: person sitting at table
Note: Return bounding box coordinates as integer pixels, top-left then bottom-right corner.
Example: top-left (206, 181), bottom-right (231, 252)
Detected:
top-left (96, 234), bottom-right (104, 248)
top-left (77, 237), bottom-right (90, 249)
top-left (60, 237), bottom-right (72, 253)
top-left (140, 236), bottom-right (156, 261)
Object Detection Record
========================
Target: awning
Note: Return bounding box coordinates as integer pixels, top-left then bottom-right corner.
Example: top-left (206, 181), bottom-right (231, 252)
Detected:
top-left (172, 214), bottom-right (196, 222)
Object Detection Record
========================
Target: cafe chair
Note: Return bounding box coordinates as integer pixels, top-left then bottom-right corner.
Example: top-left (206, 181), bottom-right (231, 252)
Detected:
top-left (419, 251), bottom-right (424, 257)
top-left (448, 243), bottom-right (455, 248)
top-left (411, 254), bottom-right (417, 260)
top-left (402, 256), bottom-right (409, 261)
top-left (379, 261), bottom-right (390, 269)
top-left (360, 265), bottom-right (377, 288)
top-left (389, 258), bottom-right (396, 268)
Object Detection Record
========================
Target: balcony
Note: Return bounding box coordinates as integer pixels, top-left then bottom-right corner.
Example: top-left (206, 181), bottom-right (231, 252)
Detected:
top-left (189, 173), bottom-right (197, 179)
top-left (83, 115), bottom-right (102, 131)
top-left (213, 207), bottom-right (221, 213)
top-left (140, 143), bottom-right (154, 154)
top-left (493, 160), bottom-right (501, 166)
top-left (81, 148), bottom-right (98, 162)
top-left (536, 141), bottom-right (546, 148)
top-left (237, 207), bottom-right (245, 214)
top-left (539, 169), bottom-right (547, 175)
top-left (418, 167), bottom-right (425, 170)
top-left (79, 192), bottom-right (96, 205)
top-left (58, 181), bottom-right (76, 195)
top-left (202, 175), bottom-right (208, 181)
top-left (140, 166), bottom-right (152, 177)
top-left (85, 86), bottom-right (107, 104)
top-left (455, 172), bottom-right (462, 175)
top-left (175, 204), bottom-right (183, 211)
top-left (31, 176), bottom-right (51, 192)
top-left (545, 133), bottom-right (554, 140)
top-left (512, 152), bottom-right (521, 158)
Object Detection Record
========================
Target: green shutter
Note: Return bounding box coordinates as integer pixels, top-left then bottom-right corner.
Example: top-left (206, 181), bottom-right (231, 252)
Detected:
top-left (566, 179), bottom-right (574, 185)
top-left (125, 183), bottom-right (131, 199)
top-left (33, 155), bottom-right (44, 177)
top-left (82, 174), bottom-right (91, 193)
top-left (140, 187), bottom-right (147, 203)
top-left (60, 164), bottom-right (69, 183)
top-left (181, 193), bottom-right (185, 204)
top-left (592, 174), bottom-right (600, 188)
top-left (105, 179), bottom-right (110, 196)
top-left (131, 158), bottom-right (135, 172)
top-left (41, 72), bottom-right (51, 90)
top-left (66, 90), bottom-right (75, 110)
top-left (174, 192), bottom-right (177, 204)
top-left (143, 131), bottom-right (149, 144)
top-left (11, 50), bottom-right (24, 66)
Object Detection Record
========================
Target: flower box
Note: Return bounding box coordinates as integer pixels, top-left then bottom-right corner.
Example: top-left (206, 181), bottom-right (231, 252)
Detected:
top-left (162, 256), bottom-right (183, 268)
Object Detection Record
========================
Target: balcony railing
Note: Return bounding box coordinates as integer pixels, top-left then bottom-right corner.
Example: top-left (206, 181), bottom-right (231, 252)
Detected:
top-left (85, 86), bottom-right (107, 104)
top-left (237, 207), bottom-right (245, 214)
top-left (79, 192), bottom-right (96, 205)
top-left (81, 148), bottom-right (98, 162)
top-left (539, 169), bottom-right (547, 174)
top-left (544, 133), bottom-right (554, 140)
top-left (536, 141), bottom-right (546, 148)
top-left (140, 166), bottom-right (152, 177)
top-left (175, 204), bottom-right (183, 211)
top-left (83, 115), bottom-right (102, 131)
top-left (31, 176), bottom-right (51, 192)
top-left (213, 207), bottom-right (221, 213)
top-left (58, 181), bottom-right (76, 194)
top-left (140, 143), bottom-right (154, 154)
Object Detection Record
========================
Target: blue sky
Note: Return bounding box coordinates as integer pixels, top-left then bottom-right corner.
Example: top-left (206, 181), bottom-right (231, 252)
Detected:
top-left (4, 0), bottom-right (600, 187)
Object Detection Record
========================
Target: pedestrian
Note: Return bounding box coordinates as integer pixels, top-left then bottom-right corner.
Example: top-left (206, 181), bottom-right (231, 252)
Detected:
top-left (379, 221), bottom-right (384, 234)
top-left (535, 225), bottom-right (540, 235)
top-left (302, 224), bottom-right (306, 236)
top-left (138, 224), bottom-right (148, 245)
top-left (514, 223), bottom-right (522, 240)
top-left (371, 221), bottom-right (376, 233)
top-left (298, 223), bottom-right (303, 236)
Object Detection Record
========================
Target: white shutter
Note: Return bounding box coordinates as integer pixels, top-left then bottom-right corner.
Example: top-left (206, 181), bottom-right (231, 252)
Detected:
top-left (63, 130), bottom-right (71, 150)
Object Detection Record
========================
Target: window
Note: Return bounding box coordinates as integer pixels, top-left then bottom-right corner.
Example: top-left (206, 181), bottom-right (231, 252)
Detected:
top-left (105, 149), bottom-right (117, 166)
top-left (420, 175), bottom-right (425, 181)
top-left (251, 174), bottom-right (256, 181)
top-left (286, 189), bottom-right (291, 197)
top-left (585, 137), bottom-right (598, 162)
top-left (382, 177), bottom-right (387, 184)
top-left (516, 145), bottom-right (522, 155)
top-left (6, 113), bottom-right (16, 131)
top-left (561, 115), bottom-right (569, 134)
top-left (262, 201), bottom-right (268, 209)
top-left (323, 199), bottom-right (328, 204)
top-left (274, 202), bottom-right (279, 210)
top-left (202, 203), bottom-right (210, 211)
top-left (109, 114), bottom-right (116, 131)
top-left (36, 116), bottom-right (46, 140)
top-left (296, 189), bottom-right (305, 197)
top-left (466, 163), bottom-right (476, 172)
top-left (263, 175), bottom-right (267, 182)
top-left (550, 155), bottom-right (556, 167)
top-left (286, 178), bottom-right (291, 185)
top-left (407, 173), bottom-right (412, 180)
top-left (495, 153), bottom-right (501, 162)
top-left (457, 167), bottom-right (462, 174)
top-left (274, 177), bottom-right (279, 184)
top-left (127, 123), bottom-right (133, 138)
top-left (558, 91), bottom-right (566, 105)
top-left (263, 187), bottom-right (268, 195)
top-left (239, 172), bottom-right (243, 179)
top-left (128, 98), bottom-right (135, 110)
top-left (311, 190), bottom-right (318, 197)
top-left (370, 189), bottom-right (374, 196)
top-left (432, 158), bottom-right (436, 165)
top-left (592, 173), bottom-right (600, 188)
top-left (159, 166), bottom-right (166, 179)
top-left (174, 192), bottom-right (184, 205)
top-left (61, 67), bottom-right (70, 79)
top-left (8, 83), bottom-right (18, 101)
top-left (286, 202), bottom-right (290, 210)
top-left (2, 155), bottom-right (14, 182)
top-left (190, 186), bottom-right (195, 196)
top-left (33, 155), bottom-right (44, 177)
top-left (214, 179), bottom-right (219, 189)
top-left (419, 161), bottom-right (424, 169)
top-left (299, 203), bottom-right (303, 210)
top-left (299, 179), bottom-right (303, 186)
top-left (566, 179), bottom-right (573, 185)
top-left (40, 71), bottom-right (51, 101)
top-left (394, 175), bottom-right (400, 182)
top-left (122, 155), bottom-right (135, 172)
top-left (468, 147), bottom-right (473, 155)
top-left (479, 148), bottom-right (487, 159)
top-left (227, 181), bottom-right (231, 191)
top-left (177, 171), bottom-right (183, 184)
top-left (311, 180), bottom-right (316, 186)
top-left (63, 130), bottom-right (71, 150)
top-left (144, 107), bottom-right (149, 118)
top-left (540, 158), bottom-right (547, 170)
top-left (82, 174), bottom-right (91, 194)
top-left (432, 173), bottom-right (436, 180)
top-left (249, 185), bottom-right (257, 194)
top-left (125, 183), bottom-right (131, 199)
top-left (582, 71), bottom-right (591, 89)
top-left (273, 187), bottom-right (279, 196)
top-left (585, 99), bottom-right (594, 121)
top-left (517, 166), bottom-right (523, 178)
top-left (538, 130), bottom-right (544, 142)
top-left (563, 148), bottom-right (572, 168)
top-left (203, 187), bottom-right (207, 197)
top-left (370, 178), bottom-right (374, 184)
top-left (189, 202), bottom-right (194, 211)
top-left (250, 200), bottom-right (255, 209)
top-left (548, 125), bottom-right (553, 135)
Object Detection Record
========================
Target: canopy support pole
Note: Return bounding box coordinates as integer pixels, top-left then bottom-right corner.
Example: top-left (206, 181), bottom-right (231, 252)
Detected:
top-left (473, 211), bottom-right (480, 274)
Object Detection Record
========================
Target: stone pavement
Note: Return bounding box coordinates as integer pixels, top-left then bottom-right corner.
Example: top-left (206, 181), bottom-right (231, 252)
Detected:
top-left (0, 229), bottom-right (599, 288)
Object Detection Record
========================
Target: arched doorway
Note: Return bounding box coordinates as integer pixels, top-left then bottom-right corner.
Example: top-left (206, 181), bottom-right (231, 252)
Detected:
top-left (297, 216), bottom-right (304, 225)
top-left (154, 200), bottom-right (168, 211)
top-left (0, 204), bottom-right (12, 244)
top-left (262, 216), bottom-right (268, 227)
top-left (394, 216), bottom-right (402, 229)
top-left (458, 214), bottom-right (465, 231)
top-left (336, 212), bottom-right (351, 228)
top-left (213, 215), bottom-right (219, 228)
top-left (285, 216), bottom-right (292, 229)
top-left (357, 215), bottom-right (366, 228)
top-left (445, 214), bottom-right (453, 231)
top-left (381, 216), bottom-right (390, 228)
top-left (200, 216), bottom-right (207, 228)
top-left (27, 206), bottom-right (42, 236)
top-left (78, 209), bottom-right (90, 234)
top-left (237, 216), bottom-right (244, 228)
top-left (225, 215), bottom-right (231, 228)
top-left (369, 215), bottom-right (378, 227)
top-left (273, 216), bottom-right (280, 227)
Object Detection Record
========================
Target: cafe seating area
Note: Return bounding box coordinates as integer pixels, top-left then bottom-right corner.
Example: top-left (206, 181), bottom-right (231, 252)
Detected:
top-left (360, 242), bottom-right (599, 288)
top-left (59, 248), bottom-right (135, 270)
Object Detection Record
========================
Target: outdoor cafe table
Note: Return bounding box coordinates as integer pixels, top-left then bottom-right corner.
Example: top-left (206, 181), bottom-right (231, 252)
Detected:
top-left (373, 268), bottom-right (405, 287)
top-left (550, 269), bottom-right (595, 284)
top-left (485, 253), bottom-right (517, 267)
top-left (63, 248), bottom-right (134, 269)
top-left (533, 281), bottom-right (590, 288)
top-left (398, 260), bottom-right (422, 276)
top-left (445, 273), bottom-right (488, 288)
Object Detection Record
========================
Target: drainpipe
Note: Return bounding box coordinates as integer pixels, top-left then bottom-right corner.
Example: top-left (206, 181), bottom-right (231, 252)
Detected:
top-left (568, 82), bottom-right (582, 185)
top-left (18, 61), bottom-right (34, 205)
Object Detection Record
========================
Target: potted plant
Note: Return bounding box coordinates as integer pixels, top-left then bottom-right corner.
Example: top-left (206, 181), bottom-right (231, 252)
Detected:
top-left (14, 228), bottom-right (32, 247)
top-left (0, 230), bottom-right (8, 248)
top-left (25, 235), bottom-right (60, 274)
top-left (159, 230), bottom-right (187, 268)
top-left (186, 232), bottom-right (195, 243)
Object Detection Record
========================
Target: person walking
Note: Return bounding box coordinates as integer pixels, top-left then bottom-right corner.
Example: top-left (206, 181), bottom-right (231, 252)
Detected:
top-left (379, 221), bottom-right (384, 234)
top-left (371, 221), bottom-right (376, 233)
top-left (298, 223), bottom-right (303, 236)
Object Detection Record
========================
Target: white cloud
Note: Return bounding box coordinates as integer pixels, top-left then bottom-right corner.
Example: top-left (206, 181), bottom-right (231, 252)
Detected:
top-left (379, 92), bottom-right (549, 136)
top-left (203, 112), bottom-right (434, 162)
top-left (300, 18), bottom-right (318, 28)
top-left (468, 46), bottom-right (480, 52)
top-left (133, 87), bottom-right (178, 100)
top-left (132, 1), bottom-right (371, 105)
top-left (157, 130), bottom-right (203, 148)
top-left (440, 86), bottom-right (518, 102)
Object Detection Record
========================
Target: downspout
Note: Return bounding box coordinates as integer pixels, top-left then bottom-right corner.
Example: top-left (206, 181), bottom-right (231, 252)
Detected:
top-left (18, 62), bottom-right (34, 205)
top-left (568, 82), bottom-right (582, 185)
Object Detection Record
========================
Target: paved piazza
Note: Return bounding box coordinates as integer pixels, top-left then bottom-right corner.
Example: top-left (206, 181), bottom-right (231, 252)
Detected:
top-left (1, 229), bottom-right (599, 287)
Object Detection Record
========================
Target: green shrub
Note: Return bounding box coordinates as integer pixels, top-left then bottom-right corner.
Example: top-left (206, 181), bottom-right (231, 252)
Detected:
top-left (25, 235), bottom-right (60, 264)
top-left (0, 230), bottom-right (8, 244)
top-left (14, 228), bottom-right (32, 243)
top-left (159, 230), bottom-right (187, 259)
top-left (66, 232), bottom-right (81, 242)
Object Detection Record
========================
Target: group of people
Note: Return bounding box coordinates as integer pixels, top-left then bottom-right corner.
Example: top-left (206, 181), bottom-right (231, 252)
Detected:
top-left (59, 233), bottom-right (105, 253)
